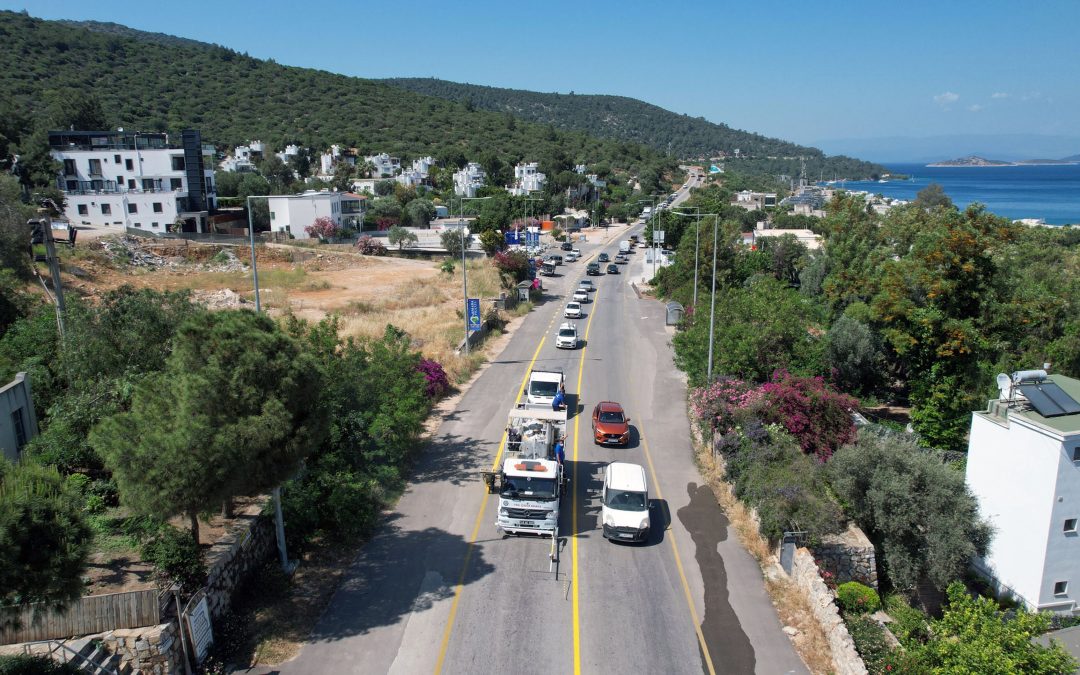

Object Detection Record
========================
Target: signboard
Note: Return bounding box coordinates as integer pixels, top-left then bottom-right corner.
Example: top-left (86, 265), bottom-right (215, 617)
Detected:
top-left (653, 230), bottom-right (665, 243)
top-left (466, 298), bottom-right (482, 333)
top-left (184, 592), bottom-right (214, 665)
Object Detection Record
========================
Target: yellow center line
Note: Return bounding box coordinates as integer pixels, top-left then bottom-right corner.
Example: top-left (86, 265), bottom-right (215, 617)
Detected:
top-left (570, 284), bottom-right (601, 675)
top-left (434, 335), bottom-right (547, 675)
top-left (638, 421), bottom-right (717, 675)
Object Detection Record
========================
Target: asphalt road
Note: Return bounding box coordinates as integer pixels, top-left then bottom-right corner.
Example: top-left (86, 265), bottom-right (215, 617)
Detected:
top-left (264, 182), bottom-right (807, 675)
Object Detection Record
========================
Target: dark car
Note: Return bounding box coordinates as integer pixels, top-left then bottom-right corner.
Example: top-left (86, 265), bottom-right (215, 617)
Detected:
top-left (587, 262), bottom-right (601, 276)
top-left (561, 242), bottom-right (573, 251)
top-left (592, 401), bottom-right (630, 446)
top-left (606, 264), bottom-right (619, 274)
top-left (598, 253), bottom-right (610, 263)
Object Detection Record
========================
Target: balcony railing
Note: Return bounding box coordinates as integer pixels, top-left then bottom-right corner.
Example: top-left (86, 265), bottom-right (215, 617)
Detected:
top-left (58, 179), bottom-right (182, 196)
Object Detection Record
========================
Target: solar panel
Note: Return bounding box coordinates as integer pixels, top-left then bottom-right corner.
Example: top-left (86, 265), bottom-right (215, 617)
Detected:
top-left (1018, 382), bottom-right (1080, 418)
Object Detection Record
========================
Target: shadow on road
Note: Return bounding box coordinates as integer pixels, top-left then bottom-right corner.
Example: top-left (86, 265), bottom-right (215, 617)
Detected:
top-left (410, 431), bottom-right (494, 486)
top-left (572, 460), bottom-right (607, 540)
top-left (306, 519), bottom-right (496, 644)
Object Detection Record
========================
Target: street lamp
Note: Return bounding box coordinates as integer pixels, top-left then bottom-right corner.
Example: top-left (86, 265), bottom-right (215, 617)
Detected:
top-left (670, 207), bottom-right (701, 308)
top-left (635, 197), bottom-right (661, 280)
top-left (456, 196), bottom-right (492, 355)
top-left (245, 195), bottom-right (289, 572)
top-left (706, 214), bottom-right (719, 383)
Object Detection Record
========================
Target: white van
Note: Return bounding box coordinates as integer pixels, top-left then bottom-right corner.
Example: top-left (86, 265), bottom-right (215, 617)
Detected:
top-left (601, 462), bottom-right (650, 542)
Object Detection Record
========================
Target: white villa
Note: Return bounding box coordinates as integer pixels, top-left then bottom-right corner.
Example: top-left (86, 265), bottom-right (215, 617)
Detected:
top-left (266, 190), bottom-right (367, 239)
top-left (509, 162), bottom-right (546, 196)
top-left (50, 129), bottom-right (216, 233)
top-left (454, 162), bottom-right (487, 197)
top-left (966, 371), bottom-right (1080, 615)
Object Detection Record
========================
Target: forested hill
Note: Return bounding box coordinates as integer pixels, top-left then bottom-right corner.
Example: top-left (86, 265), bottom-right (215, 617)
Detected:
top-left (0, 12), bottom-right (673, 177)
top-left (382, 77), bottom-right (884, 178)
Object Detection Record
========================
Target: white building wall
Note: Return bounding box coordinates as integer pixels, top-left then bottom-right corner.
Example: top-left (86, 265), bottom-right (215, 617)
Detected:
top-left (967, 413), bottom-right (1069, 610)
top-left (267, 192), bottom-right (343, 239)
top-left (1045, 439), bottom-right (1080, 610)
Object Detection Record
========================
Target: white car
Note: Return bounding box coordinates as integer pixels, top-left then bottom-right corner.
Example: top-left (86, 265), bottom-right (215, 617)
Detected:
top-left (572, 247), bottom-right (582, 255)
top-left (565, 252), bottom-right (578, 262)
top-left (564, 301), bottom-right (582, 319)
top-left (573, 289), bottom-right (589, 303)
top-left (555, 322), bottom-right (579, 349)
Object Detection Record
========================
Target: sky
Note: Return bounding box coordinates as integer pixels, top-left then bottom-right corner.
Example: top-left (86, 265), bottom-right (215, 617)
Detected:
top-left (6, 0), bottom-right (1080, 158)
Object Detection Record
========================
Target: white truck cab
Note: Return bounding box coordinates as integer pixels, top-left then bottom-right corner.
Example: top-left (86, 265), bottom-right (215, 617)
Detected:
top-left (601, 462), bottom-right (650, 543)
top-left (525, 369), bottom-right (564, 407)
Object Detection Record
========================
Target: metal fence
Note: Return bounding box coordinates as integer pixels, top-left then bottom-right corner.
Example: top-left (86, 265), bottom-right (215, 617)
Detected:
top-left (0, 589), bottom-right (161, 645)
top-left (124, 227), bottom-right (253, 245)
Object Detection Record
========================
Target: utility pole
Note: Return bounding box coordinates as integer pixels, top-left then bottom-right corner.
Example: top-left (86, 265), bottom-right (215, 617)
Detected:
top-left (29, 205), bottom-right (67, 336)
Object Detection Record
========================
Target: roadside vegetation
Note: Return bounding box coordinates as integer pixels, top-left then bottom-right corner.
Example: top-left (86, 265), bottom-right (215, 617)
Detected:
top-left (659, 173), bottom-right (1080, 669)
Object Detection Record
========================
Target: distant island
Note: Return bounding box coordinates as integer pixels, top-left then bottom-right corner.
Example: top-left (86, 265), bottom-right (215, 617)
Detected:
top-left (929, 154), bottom-right (1080, 167)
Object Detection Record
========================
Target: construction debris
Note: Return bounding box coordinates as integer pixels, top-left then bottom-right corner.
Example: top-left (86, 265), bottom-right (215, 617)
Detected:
top-left (191, 288), bottom-right (250, 310)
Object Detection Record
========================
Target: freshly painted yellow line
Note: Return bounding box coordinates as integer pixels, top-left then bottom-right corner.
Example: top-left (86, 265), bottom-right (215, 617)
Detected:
top-left (638, 421), bottom-right (717, 675)
top-left (433, 335), bottom-right (548, 675)
top-left (570, 285), bottom-right (601, 675)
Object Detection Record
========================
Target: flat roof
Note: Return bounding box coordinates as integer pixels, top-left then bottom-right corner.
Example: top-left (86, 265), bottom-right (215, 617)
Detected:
top-left (1010, 374), bottom-right (1080, 435)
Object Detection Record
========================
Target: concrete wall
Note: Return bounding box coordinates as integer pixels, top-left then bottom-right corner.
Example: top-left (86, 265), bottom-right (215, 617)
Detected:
top-left (814, 524), bottom-right (879, 589)
top-left (0, 373), bottom-right (37, 462)
top-left (204, 508), bottom-right (277, 619)
top-left (789, 548), bottom-right (868, 675)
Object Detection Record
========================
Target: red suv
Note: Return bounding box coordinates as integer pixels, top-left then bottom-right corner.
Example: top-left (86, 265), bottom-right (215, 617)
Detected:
top-left (592, 401), bottom-right (630, 446)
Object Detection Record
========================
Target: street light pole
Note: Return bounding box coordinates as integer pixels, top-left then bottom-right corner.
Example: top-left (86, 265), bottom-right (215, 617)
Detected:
top-left (460, 219), bottom-right (469, 356)
top-left (707, 214), bottom-right (719, 383)
top-left (671, 207), bottom-right (701, 309)
top-left (246, 195), bottom-right (290, 572)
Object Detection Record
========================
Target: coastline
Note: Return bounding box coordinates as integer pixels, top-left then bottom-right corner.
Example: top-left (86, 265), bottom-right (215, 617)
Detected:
top-left (927, 161), bottom-right (1080, 168)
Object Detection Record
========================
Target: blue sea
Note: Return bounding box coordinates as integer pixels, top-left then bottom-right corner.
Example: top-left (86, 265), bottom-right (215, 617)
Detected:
top-left (825, 162), bottom-right (1080, 225)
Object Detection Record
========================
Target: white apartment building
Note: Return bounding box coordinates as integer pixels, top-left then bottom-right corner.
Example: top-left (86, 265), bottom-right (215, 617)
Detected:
top-left (509, 162), bottom-right (546, 196)
top-left (276, 144), bottom-right (301, 164)
top-left (51, 129), bottom-right (216, 233)
top-left (966, 371), bottom-right (1080, 615)
top-left (454, 162), bottom-right (486, 197)
top-left (266, 190), bottom-right (367, 239)
top-left (731, 190), bottom-right (778, 210)
top-left (365, 153), bottom-right (401, 178)
top-left (411, 156), bottom-right (436, 178)
top-left (397, 168), bottom-right (424, 187)
top-left (219, 140), bottom-right (264, 173)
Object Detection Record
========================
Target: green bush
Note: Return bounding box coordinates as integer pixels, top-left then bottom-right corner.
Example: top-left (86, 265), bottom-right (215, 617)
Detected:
top-left (0, 654), bottom-right (81, 674)
top-left (883, 594), bottom-right (929, 646)
top-left (844, 615), bottom-right (893, 674)
top-left (82, 493), bottom-right (107, 514)
top-left (64, 473), bottom-right (90, 495)
top-left (836, 581), bottom-right (881, 614)
top-left (139, 526), bottom-right (206, 593)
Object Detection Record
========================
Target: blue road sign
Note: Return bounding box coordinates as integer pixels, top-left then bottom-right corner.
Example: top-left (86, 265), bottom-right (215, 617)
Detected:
top-left (466, 298), bottom-right (482, 333)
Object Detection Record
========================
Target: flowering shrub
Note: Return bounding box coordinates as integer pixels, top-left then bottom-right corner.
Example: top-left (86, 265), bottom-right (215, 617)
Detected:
top-left (305, 216), bottom-right (341, 240)
top-left (493, 249), bottom-right (531, 284)
top-left (836, 581), bottom-right (881, 614)
top-left (417, 358), bottom-right (450, 401)
top-left (759, 370), bottom-right (859, 461)
top-left (355, 235), bottom-right (387, 256)
top-left (688, 377), bottom-right (764, 435)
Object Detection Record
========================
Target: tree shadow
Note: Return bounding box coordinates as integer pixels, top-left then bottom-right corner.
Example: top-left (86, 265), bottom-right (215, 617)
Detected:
top-left (305, 520), bottom-right (495, 643)
top-left (410, 431), bottom-right (493, 486)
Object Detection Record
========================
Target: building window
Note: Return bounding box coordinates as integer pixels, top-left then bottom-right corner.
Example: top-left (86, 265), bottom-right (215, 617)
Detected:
top-left (88, 158), bottom-right (102, 176)
top-left (125, 158), bottom-right (134, 170)
top-left (66, 180), bottom-right (79, 191)
top-left (134, 223), bottom-right (141, 228)
top-left (152, 222), bottom-right (159, 228)
top-left (128, 179), bottom-right (136, 189)
top-left (128, 203), bottom-right (137, 214)
top-left (101, 203), bottom-right (111, 215)
top-left (270, 211), bottom-right (276, 220)
top-left (117, 176), bottom-right (124, 186)
top-left (63, 159), bottom-right (76, 175)
top-left (170, 178), bottom-right (183, 190)
top-left (77, 204), bottom-right (88, 215)
top-left (153, 203), bottom-right (163, 213)
top-left (11, 409), bottom-right (27, 451)
top-left (142, 179), bottom-right (156, 191)
top-left (1073, 447), bottom-right (1080, 462)
top-left (114, 154), bottom-right (121, 163)
top-left (171, 156), bottom-right (186, 171)
top-left (1067, 519), bottom-right (1078, 534)
top-left (1054, 581), bottom-right (1069, 596)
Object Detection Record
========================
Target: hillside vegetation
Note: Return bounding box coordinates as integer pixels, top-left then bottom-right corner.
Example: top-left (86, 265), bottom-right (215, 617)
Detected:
top-left (0, 12), bottom-right (673, 178)
top-left (383, 77), bottom-right (884, 178)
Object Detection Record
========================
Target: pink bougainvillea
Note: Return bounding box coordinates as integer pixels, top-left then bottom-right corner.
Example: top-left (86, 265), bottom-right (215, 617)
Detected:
top-left (417, 358), bottom-right (450, 401)
top-left (759, 370), bottom-right (859, 461)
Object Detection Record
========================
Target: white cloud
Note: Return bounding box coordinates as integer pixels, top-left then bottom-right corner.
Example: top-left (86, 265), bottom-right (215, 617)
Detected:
top-left (933, 91), bottom-right (960, 106)
top-left (991, 92), bottom-right (1009, 99)
top-left (1021, 91), bottom-right (1043, 101)
top-left (968, 104), bottom-right (983, 112)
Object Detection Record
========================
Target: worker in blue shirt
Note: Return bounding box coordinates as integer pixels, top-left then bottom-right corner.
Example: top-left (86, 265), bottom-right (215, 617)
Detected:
top-left (552, 388), bottom-right (565, 411)
top-left (554, 439), bottom-right (565, 465)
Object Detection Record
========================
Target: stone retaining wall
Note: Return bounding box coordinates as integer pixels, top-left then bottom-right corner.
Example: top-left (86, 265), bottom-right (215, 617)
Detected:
top-left (100, 622), bottom-right (184, 675)
top-left (815, 523), bottom-right (879, 589)
top-left (204, 504), bottom-right (277, 619)
top-left (789, 547), bottom-right (868, 675)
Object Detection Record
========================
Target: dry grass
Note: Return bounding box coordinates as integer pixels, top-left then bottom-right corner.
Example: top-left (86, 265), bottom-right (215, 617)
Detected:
top-left (690, 427), bottom-right (835, 674)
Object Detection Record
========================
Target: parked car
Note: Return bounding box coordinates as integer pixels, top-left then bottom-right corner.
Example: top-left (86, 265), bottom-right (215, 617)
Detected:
top-left (564, 302), bottom-right (582, 319)
top-left (556, 322), bottom-right (579, 349)
top-left (592, 401), bottom-right (630, 446)
top-left (573, 289), bottom-right (589, 303)
top-left (606, 264), bottom-right (619, 274)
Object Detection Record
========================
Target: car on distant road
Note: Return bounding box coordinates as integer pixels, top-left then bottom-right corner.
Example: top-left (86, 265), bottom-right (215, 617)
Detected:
top-left (606, 264), bottom-right (619, 274)
top-left (578, 279), bottom-right (594, 292)
top-left (561, 242), bottom-right (573, 251)
top-left (598, 253), bottom-right (610, 263)
top-left (587, 262), bottom-right (601, 276)
top-left (564, 302), bottom-right (582, 319)
top-left (615, 254), bottom-right (628, 264)
top-left (592, 401), bottom-right (630, 446)
top-left (550, 254), bottom-right (563, 265)
top-left (572, 247), bottom-right (581, 255)
top-left (556, 323), bottom-right (579, 349)
top-left (565, 252), bottom-right (578, 262)
top-left (573, 288), bottom-right (589, 303)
